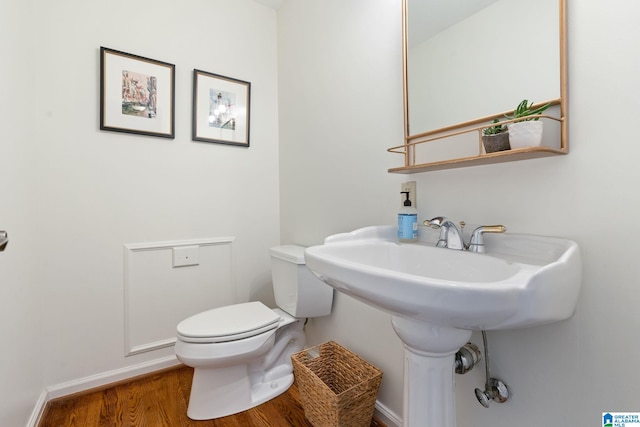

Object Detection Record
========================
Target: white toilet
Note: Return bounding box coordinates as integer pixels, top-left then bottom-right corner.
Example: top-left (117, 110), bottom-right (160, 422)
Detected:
top-left (174, 245), bottom-right (333, 420)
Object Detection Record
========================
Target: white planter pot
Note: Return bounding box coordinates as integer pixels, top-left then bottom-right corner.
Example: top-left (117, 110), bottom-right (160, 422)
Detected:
top-left (508, 121), bottom-right (544, 149)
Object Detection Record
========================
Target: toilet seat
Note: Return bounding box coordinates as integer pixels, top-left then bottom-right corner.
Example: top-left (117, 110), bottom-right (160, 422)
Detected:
top-left (177, 301), bottom-right (281, 343)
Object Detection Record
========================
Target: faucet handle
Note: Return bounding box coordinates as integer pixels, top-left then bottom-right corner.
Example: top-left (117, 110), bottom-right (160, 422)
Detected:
top-left (468, 225), bottom-right (506, 253)
top-left (424, 216), bottom-right (462, 228)
top-left (423, 217), bottom-right (443, 228)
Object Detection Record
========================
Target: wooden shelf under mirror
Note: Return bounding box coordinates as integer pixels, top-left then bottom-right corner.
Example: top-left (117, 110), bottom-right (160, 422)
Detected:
top-left (388, 99), bottom-right (567, 174)
top-left (388, 146), bottom-right (567, 174)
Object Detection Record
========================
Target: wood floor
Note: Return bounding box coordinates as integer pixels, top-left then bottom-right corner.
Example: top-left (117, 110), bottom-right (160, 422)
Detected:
top-left (39, 365), bottom-right (386, 427)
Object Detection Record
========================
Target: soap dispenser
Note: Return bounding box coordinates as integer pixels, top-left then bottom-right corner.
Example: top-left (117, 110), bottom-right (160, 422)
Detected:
top-left (398, 191), bottom-right (418, 242)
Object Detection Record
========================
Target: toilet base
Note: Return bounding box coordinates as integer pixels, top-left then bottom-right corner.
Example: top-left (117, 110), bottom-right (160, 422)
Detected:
top-left (184, 316), bottom-right (306, 420)
top-left (187, 364), bottom-right (294, 420)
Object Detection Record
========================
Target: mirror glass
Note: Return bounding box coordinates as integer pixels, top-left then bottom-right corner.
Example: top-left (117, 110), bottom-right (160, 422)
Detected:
top-left (406, 0), bottom-right (561, 136)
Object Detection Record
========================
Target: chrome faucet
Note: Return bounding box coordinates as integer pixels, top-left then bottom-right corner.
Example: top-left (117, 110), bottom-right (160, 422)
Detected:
top-left (423, 217), bottom-right (506, 252)
top-left (423, 217), bottom-right (465, 250)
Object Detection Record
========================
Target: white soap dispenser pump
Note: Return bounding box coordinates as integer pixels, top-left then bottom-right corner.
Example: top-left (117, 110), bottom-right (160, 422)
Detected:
top-left (398, 191), bottom-right (418, 242)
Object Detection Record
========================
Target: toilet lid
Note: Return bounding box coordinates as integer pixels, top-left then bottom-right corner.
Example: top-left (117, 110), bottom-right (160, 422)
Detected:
top-left (177, 301), bottom-right (281, 343)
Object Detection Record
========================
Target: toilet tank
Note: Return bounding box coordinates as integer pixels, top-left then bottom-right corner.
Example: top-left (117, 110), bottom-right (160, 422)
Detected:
top-left (270, 245), bottom-right (333, 318)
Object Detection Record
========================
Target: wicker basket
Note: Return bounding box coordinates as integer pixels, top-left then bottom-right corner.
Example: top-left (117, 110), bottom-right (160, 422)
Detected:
top-left (291, 341), bottom-right (383, 427)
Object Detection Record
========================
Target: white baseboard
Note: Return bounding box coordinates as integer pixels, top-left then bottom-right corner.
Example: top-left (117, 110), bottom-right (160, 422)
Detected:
top-left (25, 390), bottom-right (48, 427)
top-left (375, 401), bottom-right (402, 427)
top-left (26, 354), bottom-right (401, 427)
top-left (26, 355), bottom-right (181, 427)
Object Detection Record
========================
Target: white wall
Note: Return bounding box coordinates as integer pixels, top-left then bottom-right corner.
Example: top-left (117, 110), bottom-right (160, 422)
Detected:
top-left (0, 2), bottom-right (42, 426)
top-left (278, 0), bottom-right (640, 425)
top-left (1, 0), bottom-right (280, 411)
top-left (31, 0), bottom-right (281, 387)
top-left (277, 0), bottom-right (407, 418)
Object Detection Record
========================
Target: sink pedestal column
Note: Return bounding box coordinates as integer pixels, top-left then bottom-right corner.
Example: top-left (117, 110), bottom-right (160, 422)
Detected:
top-left (392, 317), bottom-right (472, 427)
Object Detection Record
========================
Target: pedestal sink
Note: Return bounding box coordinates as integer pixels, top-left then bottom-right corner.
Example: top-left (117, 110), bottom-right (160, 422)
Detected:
top-left (304, 225), bottom-right (581, 427)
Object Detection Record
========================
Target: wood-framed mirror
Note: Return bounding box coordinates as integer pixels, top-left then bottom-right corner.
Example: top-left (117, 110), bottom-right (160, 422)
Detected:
top-left (389, 0), bottom-right (567, 173)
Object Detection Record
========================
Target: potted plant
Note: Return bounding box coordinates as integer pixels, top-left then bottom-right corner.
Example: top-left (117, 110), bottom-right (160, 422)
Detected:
top-left (481, 119), bottom-right (510, 153)
top-left (505, 99), bottom-right (551, 149)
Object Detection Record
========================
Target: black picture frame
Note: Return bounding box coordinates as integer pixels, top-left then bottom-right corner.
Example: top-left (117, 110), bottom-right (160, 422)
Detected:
top-left (100, 47), bottom-right (175, 139)
top-left (192, 69), bottom-right (251, 147)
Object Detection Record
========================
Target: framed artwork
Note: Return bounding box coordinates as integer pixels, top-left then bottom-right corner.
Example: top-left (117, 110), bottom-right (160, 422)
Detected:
top-left (192, 69), bottom-right (251, 147)
top-left (100, 47), bottom-right (175, 139)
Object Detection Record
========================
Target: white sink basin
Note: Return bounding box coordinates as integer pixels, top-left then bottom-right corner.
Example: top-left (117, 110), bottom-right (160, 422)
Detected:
top-left (304, 225), bottom-right (582, 331)
top-left (305, 225), bottom-right (581, 427)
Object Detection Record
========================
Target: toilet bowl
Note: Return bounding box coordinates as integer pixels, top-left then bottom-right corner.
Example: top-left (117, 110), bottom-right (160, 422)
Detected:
top-left (175, 245), bottom-right (333, 420)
